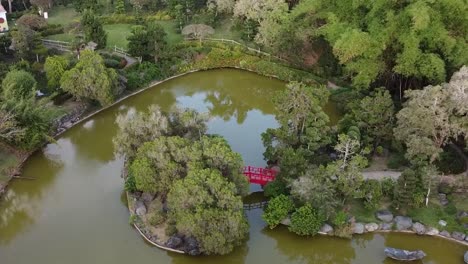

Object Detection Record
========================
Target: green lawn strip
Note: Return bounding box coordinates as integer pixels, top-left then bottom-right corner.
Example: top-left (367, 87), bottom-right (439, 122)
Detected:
top-left (104, 24), bottom-right (133, 49)
top-left (407, 200), bottom-right (466, 233)
top-left (347, 199), bottom-right (378, 223)
top-left (47, 5), bottom-right (79, 26)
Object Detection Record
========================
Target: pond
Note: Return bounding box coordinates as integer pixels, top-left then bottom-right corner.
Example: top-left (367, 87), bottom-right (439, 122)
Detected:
top-left (0, 69), bottom-right (466, 264)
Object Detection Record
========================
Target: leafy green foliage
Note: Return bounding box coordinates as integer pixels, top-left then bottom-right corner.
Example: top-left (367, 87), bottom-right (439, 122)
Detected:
top-left (81, 9), bottom-right (107, 48)
top-left (124, 174), bottom-right (137, 192)
top-left (289, 204), bottom-right (325, 236)
top-left (125, 62), bottom-right (164, 90)
top-left (393, 168), bottom-right (425, 210)
top-left (262, 194), bottom-right (294, 229)
top-left (332, 211), bottom-right (347, 227)
top-left (61, 50), bottom-right (118, 106)
top-left (361, 179), bottom-right (383, 210)
top-left (44, 55), bottom-right (69, 91)
top-left (1, 70), bottom-right (37, 100)
top-left (167, 168), bottom-right (248, 255)
top-left (127, 22), bottom-right (168, 62)
top-left (264, 179), bottom-right (288, 198)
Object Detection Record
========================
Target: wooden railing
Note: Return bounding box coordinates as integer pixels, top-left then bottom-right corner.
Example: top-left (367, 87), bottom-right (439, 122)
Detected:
top-left (41, 39), bottom-right (72, 51)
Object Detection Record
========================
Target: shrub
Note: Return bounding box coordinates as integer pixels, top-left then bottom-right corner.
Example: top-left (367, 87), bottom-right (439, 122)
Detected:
top-left (444, 203), bottom-right (457, 215)
top-left (104, 58), bottom-right (121, 69)
top-left (1, 70), bottom-right (37, 100)
top-left (333, 223), bottom-right (354, 239)
top-left (148, 198), bottom-right (165, 226)
top-left (264, 180), bottom-right (288, 198)
top-left (332, 211), bottom-right (348, 227)
top-left (438, 181), bottom-right (454, 195)
top-left (262, 194), bottom-right (294, 229)
top-left (289, 204), bottom-right (325, 236)
top-left (39, 24), bottom-right (64, 36)
top-left (362, 179), bottom-right (383, 210)
top-left (125, 62), bottom-right (162, 90)
top-left (124, 174), bottom-right (137, 192)
top-left (435, 148), bottom-right (465, 174)
top-left (387, 152), bottom-right (409, 169)
top-left (381, 177), bottom-right (396, 197)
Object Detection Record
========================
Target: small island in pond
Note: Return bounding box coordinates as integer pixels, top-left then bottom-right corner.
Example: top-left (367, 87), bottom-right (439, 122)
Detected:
top-left (114, 105), bottom-right (250, 255)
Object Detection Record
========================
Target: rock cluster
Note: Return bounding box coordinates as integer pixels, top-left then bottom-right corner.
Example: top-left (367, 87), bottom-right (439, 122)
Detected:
top-left (166, 235), bottom-right (200, 255)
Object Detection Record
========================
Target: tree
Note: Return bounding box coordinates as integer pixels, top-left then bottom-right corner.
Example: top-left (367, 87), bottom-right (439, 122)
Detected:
top-left (113, 105), bottom-right (207, 158)
top-left (30, 0), bottom-right (53, 13)
top-left (60, 50), bottom-right (118, 106)
top-left (81, 9), bottom-right (107, 48)
top-left (265, 0), bottom-right (468, 90)
top-left (207, 0), bottom-right (234, 14)
top-left (44, 55), bottom-right (69, 90)
top-left (289, 204), bottom-right (325, 236)
top-left (181, 24), bottom-right (214, 43)
top-left (290, 167), bottom-right (338, 218)
top-left (393, 168), bottom-right (424, 210)
top-left (262, 82), bottom-right (330, 164)
top-left (74, 0), bottom-right (98, 12)
top-left (0, 109), bottom-right (25, 142)
top-left (16, 14), bottom-right (47, 30)
top-left (262, 194), bottom-right (294, 229)
top-left (10, 26), bottom-right (43, 59)
top-left (167, 168), bottom-right (248, 255)
top-left (129, 0), bottom-right (148, 11)
top-left (395, 67), bottom-right (468, 165)
top-left (1, 70), bottom-right (37, 100)
top-left (114, 0), bottom-right (125, 13)
top-left (340, 88), bottom-right (395, 148)
top-left (127, 22), bottom-right (167, 62)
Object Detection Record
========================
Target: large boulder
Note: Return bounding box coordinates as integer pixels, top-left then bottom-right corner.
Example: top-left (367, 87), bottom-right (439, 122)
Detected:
top-left (384, 247), bottom-right (426, 261)
top-left (440, 230), bottom-right (451, 238)
top-left (183, 236), bottom-right (200, 256)
top-left (354, 223), bottom-right (365, 234)
top-left (135, 201), bottom-right (147, 216)
top-left (376, 210), bottom-right (394, 222)
top-left (380, 223), bottom-right (392, 231)
top-left (394, 216), bottom-right (413, 231)
top-left (411, 222), bottom-right (426, 235)
top-left (464, 251), bottom-right (468, 264)
top-left (425, 227), bottom-right (439, 236)
top-left (281, 217), bottom-right (291, 226)
top-left (451, 231), bottom-right (466, 241)
top-left (141, 192), bottom-right (155, 204)
top-left (166, 236), bottom-right (183, 248)
top-left (365, 223), bottom-right (379, 232)
top-left (319, 224), bottom-right (333, 234)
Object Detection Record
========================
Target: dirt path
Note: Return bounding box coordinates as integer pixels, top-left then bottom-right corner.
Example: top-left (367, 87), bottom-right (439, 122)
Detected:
top-left (362, 170), bottom-right (402, 180)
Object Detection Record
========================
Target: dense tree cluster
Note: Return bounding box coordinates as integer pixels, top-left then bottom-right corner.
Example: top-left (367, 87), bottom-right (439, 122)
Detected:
top-left (114, 105), bottom-right (249, 254)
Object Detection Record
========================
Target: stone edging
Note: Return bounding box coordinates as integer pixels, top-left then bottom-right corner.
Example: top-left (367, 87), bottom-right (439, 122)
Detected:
top-left (132, 222), bottom-right (185, 254)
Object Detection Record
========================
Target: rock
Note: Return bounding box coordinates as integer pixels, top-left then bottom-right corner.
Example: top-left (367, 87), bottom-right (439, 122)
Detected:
top-left (365, 223), bottom-right (379, 232)
top-left (451, 231), bottom-right (466, 241)
top-left (166, 236), bottom-right (182, 248)
top-left (141, 192), bottom-right (155, 204)
top-left (411, 222), bottom-right (426, 235)
top-left (440, 230), bottom-right (451, 238)
top-left (439, 193), bottom-right (449, 206)
top-left (394, 216), bottom-right (412, 230)
top-left (380, 223), bottom-right (392, 231)
top-left (281, 217), bottom-right (291, 226)
top-left (376, 210), bottom-right (394, 223)
top-left (183, 236), bottom-right (200, 255)
top-left (320, 224), bottom-right (333, 234)
top-left (354, 223), bottom-right (365, 234)
top-left (425, 227), bottom-right (439, 236)
top-left (438, 220), bottom-right (447, 227)
top-left (135, 201), bottom-right (147, 216)
top-left (384, 247), bottom-right (426, 261)
top-left (63, 121), bottom-right (73, 128)
top-left (464, 251), bottom-right (468, 264)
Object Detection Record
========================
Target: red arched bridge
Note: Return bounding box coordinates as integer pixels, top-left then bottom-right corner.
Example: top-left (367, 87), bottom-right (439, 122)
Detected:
top-left (243, 166), bottom-right (278, 186)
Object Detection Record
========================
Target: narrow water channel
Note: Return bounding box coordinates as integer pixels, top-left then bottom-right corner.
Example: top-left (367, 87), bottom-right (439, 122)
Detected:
top-left (0, 69), bottom-right (466, 264)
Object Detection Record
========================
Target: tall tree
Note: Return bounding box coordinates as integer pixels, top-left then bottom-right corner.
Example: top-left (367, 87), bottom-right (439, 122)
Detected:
top-left (44, 55), bottom-right (69, 91)
top-left (1, 70), bottom-right (37, 100)
top-left (167, 168), bottom-right (249, 255)
top-left (262, 81), bottom-right (330, 163)
top-left (60, 50), bottom-right (117, 106)
top-left (127, 22), bottom-right (167, 62)
top-left (81, 9), bottom-right (107, 48)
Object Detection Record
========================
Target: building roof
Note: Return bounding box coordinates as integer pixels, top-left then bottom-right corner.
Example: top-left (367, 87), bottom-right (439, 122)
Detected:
top-left (0, 3), bottom-right (6, 13)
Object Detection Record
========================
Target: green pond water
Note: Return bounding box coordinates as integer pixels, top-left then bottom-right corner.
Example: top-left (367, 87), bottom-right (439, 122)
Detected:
top-left (0, 69), bottom-right (466, 264)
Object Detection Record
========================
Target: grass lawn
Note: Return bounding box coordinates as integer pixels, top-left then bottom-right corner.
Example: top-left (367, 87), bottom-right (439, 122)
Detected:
top-left (47, 5), bottom-right (79, 26)
top-left (407, 201), bottom-right (466, 233)
top-left (347, 199), bottom-right (378, 223)
top-left (47, 21), bottom-right (182, 49)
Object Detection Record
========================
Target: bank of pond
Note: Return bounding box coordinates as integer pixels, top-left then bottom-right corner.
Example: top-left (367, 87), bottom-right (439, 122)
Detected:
top-left (0, 69), bottom-right (466, 263)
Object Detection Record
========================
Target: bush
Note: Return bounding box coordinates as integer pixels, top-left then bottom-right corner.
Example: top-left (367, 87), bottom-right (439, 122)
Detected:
top-left (124, 174), bottom-right (137, 192)
top-left (104, 58), bottom-right (121, 69)
top-left (125, 62), bottom-right (162, 90)
top-left (264, 180), bottom-right (288, 198)
top-left (332, 211), bottom-right (348, 227)
top-left (333, 223), bottom-right (354, 238)
top-left (262, 194), bottom-right (294, 229)
top-left (444, 203), bottom-right (457, 215)
top-left (1, 70), bottom-right (37, 100)
top-left (362, 179), bottom-right (383, 210)
top-left (148, 198), bottom-right (165, 226)
top-left (387, 152), bottom-right (409, 169)
top-left (438, 181), bottom-right (454, 195)
top-left (381, 177), bottom-right (396, 197)
top-left (435, 148), bottom-right (466, 174)
top-left (289, 204), bottom-right (325, 236)
top-left (39, 24), bottom-right (64, 36)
